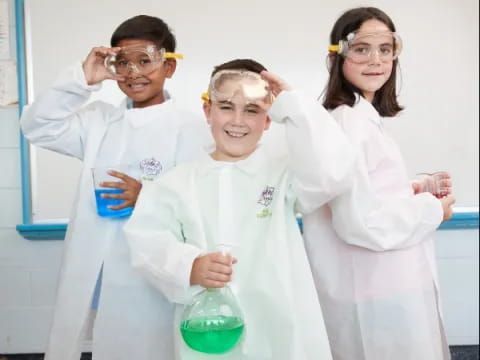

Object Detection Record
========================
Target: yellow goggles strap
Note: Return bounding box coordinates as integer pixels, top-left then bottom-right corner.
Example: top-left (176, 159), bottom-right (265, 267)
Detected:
top-left (201, 92), bottom-right (210, 104)
top-left (164, 52), bottom-right (184, 60)
top-left (328, 44), bottom-right (340, 53)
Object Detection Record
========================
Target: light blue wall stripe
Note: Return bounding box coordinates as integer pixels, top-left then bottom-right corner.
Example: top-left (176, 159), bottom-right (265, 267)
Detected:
top-left (14, 0), bottom-right (32, 225)
top-left (16, 223), bottom-right (67, 240)
top-left (438, 212), bottom-right (479, 230)
top-left (17, 212), bottom-right (479, 241)
top-left (296, 212), bottom-right (478, 235)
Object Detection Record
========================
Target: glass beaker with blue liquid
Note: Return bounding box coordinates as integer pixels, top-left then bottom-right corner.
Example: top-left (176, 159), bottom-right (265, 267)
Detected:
top-left (91, 164), bottom-right (134, 218)
top-left (180, 245), bottom-right (245, 354)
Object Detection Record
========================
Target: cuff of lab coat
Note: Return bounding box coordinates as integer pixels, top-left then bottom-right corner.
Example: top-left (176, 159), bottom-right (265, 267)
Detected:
top-left (147, 243), bottom-right (205, 304)
top-left (169, 244), bottom-right (205, 304)
top-left (268, 90), bottom-right (301, 123)
top-left (72, 61), bottom-right (103, 92)
top-left (417, 192), bottom-right (444, 228)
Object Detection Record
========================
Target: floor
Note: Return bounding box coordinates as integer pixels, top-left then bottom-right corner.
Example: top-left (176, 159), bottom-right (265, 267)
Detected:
top-left (451, 345), bottom-right (480, 360)
top-left (0, 346), bottom-right (479, 359)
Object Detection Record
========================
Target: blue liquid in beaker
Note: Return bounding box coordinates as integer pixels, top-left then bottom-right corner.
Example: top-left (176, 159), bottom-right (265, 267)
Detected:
top-left (94, 189), bottom-right (133, 218)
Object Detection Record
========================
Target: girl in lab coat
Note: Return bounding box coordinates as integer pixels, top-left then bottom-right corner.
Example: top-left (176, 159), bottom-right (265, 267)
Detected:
top-left (303, 7), bottom-right (455, 360)
top-left (124, 58), bottom-right (357, 359)
top-left (21, 15), bottom-right (209, 360)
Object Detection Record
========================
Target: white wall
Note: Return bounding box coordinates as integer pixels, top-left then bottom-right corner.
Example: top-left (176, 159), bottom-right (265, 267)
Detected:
top-left (0, 0), bottom-right (63, 353)
top-left (25, 0), bottom-right (479, 222)
top-left (435, 229), bottom-right (479, 345)
top-left (0, 0), bottom-right (478, 353)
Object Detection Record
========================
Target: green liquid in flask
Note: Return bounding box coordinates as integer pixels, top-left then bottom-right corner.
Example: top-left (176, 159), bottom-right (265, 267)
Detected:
top-left (180, 315), bottom-right (244, 354)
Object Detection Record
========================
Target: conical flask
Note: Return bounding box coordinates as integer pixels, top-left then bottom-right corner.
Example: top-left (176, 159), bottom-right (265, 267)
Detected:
top-left (180, 245), bottom-right (244, 354)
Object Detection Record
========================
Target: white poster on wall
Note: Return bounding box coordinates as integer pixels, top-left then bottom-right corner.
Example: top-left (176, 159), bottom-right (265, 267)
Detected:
top-left (0, 60), bottom-right (18, 105)
top-left (0, 0), bottom-right (10, 60)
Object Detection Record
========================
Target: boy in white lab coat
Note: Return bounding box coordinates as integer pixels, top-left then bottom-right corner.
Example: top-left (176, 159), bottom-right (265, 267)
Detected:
top-left (124, 59), bottom-right (356, 359)
top-left (20, 15), bottom-right (209, 360)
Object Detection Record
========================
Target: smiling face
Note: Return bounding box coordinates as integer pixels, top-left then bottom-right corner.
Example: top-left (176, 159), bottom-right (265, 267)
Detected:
top-left (342, 19), bottom-right (394, 102)
top-left (204, 79), bottom-right (271, 162)
top-left (115, 39), bottom-right (176, 108)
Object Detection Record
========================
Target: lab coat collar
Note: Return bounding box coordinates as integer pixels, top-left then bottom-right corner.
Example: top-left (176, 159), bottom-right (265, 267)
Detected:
top-left (125, 89), bottom-right (172, 109)
top-left (195, 145), bottom-right (267, 177)
top-left (354, 94), bottom-right (382, 126)
top-left (106, 90), bottom-right (174, 128)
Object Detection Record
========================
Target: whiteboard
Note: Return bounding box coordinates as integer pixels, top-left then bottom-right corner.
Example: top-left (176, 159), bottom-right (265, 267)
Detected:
top-left (24, 0), bottom-right (479, 222)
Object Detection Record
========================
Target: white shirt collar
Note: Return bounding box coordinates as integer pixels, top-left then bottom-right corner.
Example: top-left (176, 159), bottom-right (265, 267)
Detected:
top-left (125, 90), bottom-right (175, 128)
top-left (195, 145), bottom-right (267, 177)
top-left (354, 94), bottom-right (382, 126)
top-left (106, 90), bottom-right (174, 127)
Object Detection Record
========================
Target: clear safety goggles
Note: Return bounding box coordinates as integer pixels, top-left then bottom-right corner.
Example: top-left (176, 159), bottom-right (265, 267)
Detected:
top-left (105, 45), bottom-right (183, 76)
top-left (201, 70), bottom-right (273, 105)
top-left (329, 32), bottom-right (402, 64)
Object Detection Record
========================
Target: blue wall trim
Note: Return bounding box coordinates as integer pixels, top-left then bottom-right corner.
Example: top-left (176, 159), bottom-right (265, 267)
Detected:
top-left (438, 212), bottom-right (479, 230)
top-left (15, 0), bottom-right (32, 225)
top-left (296, 211), bottom-right (478, 235)
top-left (16, 223), bottom-right (67, 240)
top-left (18, 212), bottom-right (479, 241)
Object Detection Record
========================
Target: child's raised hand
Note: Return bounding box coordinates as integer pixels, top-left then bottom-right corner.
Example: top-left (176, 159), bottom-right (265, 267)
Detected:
top-left (82, 46), bottom-right (124, 85)
top-left (439, 195), bottom-right (455, 222)
top-left (190, 252), bottom-right (237, 288)
top-left (260, 70), bottom-right (292, 97)
top-left (99, 170), bottom-right (142, 210)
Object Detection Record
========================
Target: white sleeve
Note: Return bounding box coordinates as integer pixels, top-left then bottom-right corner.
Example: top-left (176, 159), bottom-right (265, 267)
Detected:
top-left (329, 159), bottom-right (443, 251)
top-left (174, 116), bottom-right (213, 165)
top-left (124, 181), bottom-right (204, 304)
top-left (267, 91), bottom-right (356, 213)
top-left (328, 106), bottom-right (443, 251)
top-left (20, 62), bottom-right (103, 159)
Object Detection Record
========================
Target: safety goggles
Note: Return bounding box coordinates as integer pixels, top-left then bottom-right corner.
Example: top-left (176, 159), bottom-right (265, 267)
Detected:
top-left (105, 45), bottom-right (183, 76)
top-left (329, 31), bottom-right (402, 64)
top-left (201, 70), bottom-right (273, 105)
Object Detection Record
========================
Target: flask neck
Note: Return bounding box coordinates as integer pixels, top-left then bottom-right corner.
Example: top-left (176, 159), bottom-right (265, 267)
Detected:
top-left (206, 286), bottom-right (232, 295)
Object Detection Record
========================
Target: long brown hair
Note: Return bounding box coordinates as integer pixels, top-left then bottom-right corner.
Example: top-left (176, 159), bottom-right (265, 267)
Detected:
top-left (322, 7), bottom-right (403, 117)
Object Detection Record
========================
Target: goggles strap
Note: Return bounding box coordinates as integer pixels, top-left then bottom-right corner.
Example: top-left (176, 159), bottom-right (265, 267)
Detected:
top-left (328, 44), bottom-right (340, 53)
top-left (164, 52), bottom-right (184, 60)
top-left (201, 92), bottom-right (210, 104)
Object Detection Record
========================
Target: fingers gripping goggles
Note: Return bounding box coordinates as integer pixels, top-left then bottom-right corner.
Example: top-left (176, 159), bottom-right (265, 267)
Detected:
top-left (328, 31), bottom-right (402, 64)
top-left (105, 44), bottom-right (183, 76)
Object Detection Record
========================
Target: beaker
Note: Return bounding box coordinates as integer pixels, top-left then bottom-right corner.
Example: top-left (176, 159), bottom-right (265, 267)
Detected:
top-left (180, 245), bottom-right (244, 354)
top-left (414, 171), bottom-right (451, 198)
top-left (91, 164), bottom-right (135, 218)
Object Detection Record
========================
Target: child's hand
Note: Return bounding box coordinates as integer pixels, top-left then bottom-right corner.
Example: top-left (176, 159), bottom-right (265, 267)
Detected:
top-left (100, 170), bottom-right (142, 210)
top-left (190, 252), bottom-right (237, 288)
top-left (439, 195), bottom-right (455, 222)
top-left (82, 46), bottom-right (124, 85)
top-left (412, 172), bottom-right (452, 198)
top-left (260, 70), bottom-right (292, 97)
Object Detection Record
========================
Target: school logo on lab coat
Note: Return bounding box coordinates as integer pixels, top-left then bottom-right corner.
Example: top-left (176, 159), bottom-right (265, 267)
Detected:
top-left (140, 157), bottom-right (162, 181)
top-left (257, 185), bottom-right (275, 218)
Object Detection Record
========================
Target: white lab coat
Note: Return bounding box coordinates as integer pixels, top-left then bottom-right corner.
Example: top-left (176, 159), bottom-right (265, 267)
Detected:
top-left (303, 96), bottom-right (450, 360)
top-left (124, 91), bottom-right (357, 360)
top-left (20, 63), bottom-right (211, 360)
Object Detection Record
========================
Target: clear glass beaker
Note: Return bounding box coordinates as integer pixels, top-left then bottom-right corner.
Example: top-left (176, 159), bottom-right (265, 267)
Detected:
top-left (91, 164), bottom-right (134, 218)
top-left (414, 171), bottom-right (451, 198)
top-left (180, 245), bottom-right (244, 354)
